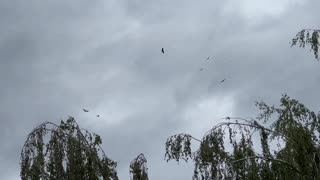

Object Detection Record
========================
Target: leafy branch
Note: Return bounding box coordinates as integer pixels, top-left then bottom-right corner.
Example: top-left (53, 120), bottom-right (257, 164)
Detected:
top-left (291, 29), bottom-right (320, 60)
top-left (130, 153), bottom-right (149, 180)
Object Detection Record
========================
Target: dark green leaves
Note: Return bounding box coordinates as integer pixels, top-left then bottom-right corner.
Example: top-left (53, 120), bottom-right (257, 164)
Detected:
top-left (291, 29), bottom-right (320, 61)
top-left (130, 153), bottom-right (149, 180)
top-left (20, 117), bottom-right (118, 180)
top-left (164, 133), bottom-right (193, 163)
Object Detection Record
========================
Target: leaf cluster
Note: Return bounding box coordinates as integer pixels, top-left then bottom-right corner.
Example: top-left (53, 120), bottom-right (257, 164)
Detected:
top-left (20, 117), bottom-right (118, 180)
top-left (129, 153), bottom-right (149, 180)
top-left (291, 29), bottom-right (320, 60)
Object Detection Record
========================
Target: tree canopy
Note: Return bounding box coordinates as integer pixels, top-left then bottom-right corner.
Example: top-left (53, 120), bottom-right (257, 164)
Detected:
top-left (165, 94), bottom-right (320, 180)
top-left (20, 117), bottom-right (119, 180)
top-left (20, 116), bottom-right (149, 180)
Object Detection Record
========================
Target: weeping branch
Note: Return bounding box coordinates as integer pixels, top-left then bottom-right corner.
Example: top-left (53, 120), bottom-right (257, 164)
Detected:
top-left (231, 155), bottom-right (303, 175)
top-left (291, 29), bottom-right (320, 60)
top-left (20, 117), bottom-right (118, 180)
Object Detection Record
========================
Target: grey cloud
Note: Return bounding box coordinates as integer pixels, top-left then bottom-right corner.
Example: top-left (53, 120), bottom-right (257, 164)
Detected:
top-left (1, 0), bottom-right (320, 180)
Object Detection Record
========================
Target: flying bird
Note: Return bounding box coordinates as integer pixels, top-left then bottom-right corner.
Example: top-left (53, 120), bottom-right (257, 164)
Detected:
top-left (161, 48), bottom-right (164, 54)
top-left (96, 115), bottom-right (100, 117)
top-left (219, 79), bottom-right (226, 83)
top-left (200, 68), bottom-right (204, 71)
top-left (206, 56), bottom-right (210, 61)
top-left (83, 109), bottom-right (89, 112)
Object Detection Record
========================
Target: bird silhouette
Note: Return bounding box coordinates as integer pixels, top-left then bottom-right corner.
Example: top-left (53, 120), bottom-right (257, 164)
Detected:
top-left (161, 48), bottom-right (164, 54)
top-left (96, 115), bottom-right (100, 117)
top-left (200, 68), bottom-right (204, 71)
top-left (206, 56), bottom-right (210, 61)
top-left (83, 109), bottom-right (89, 112)
top-left (220, 79), bottom-right (226, 83)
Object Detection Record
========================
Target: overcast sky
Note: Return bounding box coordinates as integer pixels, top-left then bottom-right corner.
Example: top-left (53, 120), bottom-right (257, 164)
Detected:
top-left (1, 0), bottom-right (320, 179)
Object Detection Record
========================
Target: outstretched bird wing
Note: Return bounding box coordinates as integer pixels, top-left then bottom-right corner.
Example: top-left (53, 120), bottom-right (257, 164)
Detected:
top-left (83, 109), bottom-right (89, 112)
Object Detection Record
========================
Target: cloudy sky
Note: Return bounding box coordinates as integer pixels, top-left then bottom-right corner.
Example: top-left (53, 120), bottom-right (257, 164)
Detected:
top-left (1, 0), bottom-right (320, 179)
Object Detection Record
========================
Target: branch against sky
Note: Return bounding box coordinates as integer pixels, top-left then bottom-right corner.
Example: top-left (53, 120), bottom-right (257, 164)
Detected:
top-left (165, 94), bottom-right (320, 180)
top-left (291, 29), bottom-right (320, 61)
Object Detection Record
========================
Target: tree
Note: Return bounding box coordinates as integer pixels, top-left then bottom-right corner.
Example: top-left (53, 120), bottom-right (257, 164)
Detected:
top-left (20, 117), bottom-right (118, 180)
top-left (165, 94), bottom-right (320, 180)
top-left (291, 29), bottom-right (320, 61)
top-left (130, 153), bottom-right (149, 180)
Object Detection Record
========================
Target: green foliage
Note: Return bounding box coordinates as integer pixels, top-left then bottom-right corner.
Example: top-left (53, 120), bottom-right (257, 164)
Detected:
top-left (165, 133), bottom-right (192, 163)
top-left (130, 153), bottom-right (149, 180)
top-left (193, 128), bottom-right (231, 179)
top-left (165, 94), bottom-right (320, 180)
top-left (291, 29), bottom-right (320, 61)
top-left (20, 117), bottom-right (118, 180)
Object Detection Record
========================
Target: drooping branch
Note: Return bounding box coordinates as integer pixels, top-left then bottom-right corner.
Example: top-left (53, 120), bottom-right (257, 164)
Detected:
top-left (22, 118), bottom-right (108, 158)
top-left (215, 117), bottom-right (297, 144)
top-left (165, 133), bottom-right (194, 162)
top-left (231, 155), bottom-right (303, 175)
top-left (291, 29), bottom-right (320, 60)
top-left (20, 117), bottom-right (118, 180)
top-left (130, 153), bottom-right (149, 180)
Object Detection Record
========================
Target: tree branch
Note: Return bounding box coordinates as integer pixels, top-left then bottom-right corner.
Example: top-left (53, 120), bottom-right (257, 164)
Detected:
top-left (190, 136), bottom-right (202, 143)
top-left (231, 155), bottom-right (303, 175)
top-left (215, 117), bottom-right (297, 143)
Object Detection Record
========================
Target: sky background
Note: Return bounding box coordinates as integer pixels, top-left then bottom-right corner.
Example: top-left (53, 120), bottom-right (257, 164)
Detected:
top-left (1, 0), bottom-right (320, 179)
